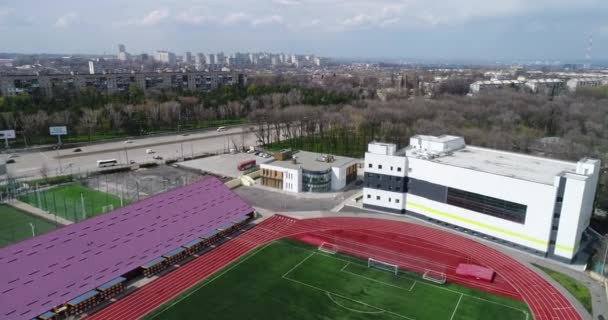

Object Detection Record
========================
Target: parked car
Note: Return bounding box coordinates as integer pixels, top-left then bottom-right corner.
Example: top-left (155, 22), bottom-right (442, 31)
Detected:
top-left (124, 140), bottom-right (133, 144)
top-left (217, 126), bottom-right (226, 132)
top-left (146, 149), bottom-right (154, 154)
top-left (6, 159), bottom-right (15, 164)
top-left (8, 153), bottom-right (18, 158)
top-left (73, 148), bottom-right (82, 152)
top-left (254, 152), bottom-right (261, 156)
top-left (152, 155), bottom-right (163, 160)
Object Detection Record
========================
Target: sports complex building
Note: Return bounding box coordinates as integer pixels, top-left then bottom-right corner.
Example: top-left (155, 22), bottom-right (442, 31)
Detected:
top-left (0, 177), bottom-right (254, 320)
top-left (363, 135), bottom-right (601, 263)
top-left (260, 150), bottom-right (358, 193)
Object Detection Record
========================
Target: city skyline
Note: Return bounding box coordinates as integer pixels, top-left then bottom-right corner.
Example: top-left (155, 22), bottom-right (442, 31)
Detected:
top-left (0, 1), bottom-right (607, 61)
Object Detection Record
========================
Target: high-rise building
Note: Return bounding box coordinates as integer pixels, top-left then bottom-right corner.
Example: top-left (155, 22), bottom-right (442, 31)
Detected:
top-left (185, 52), bottom-right (193, 64)
top-left (117, 44), bottom-right (128, 61)
top-left (154, 51), bottom-right (177, 65)
top-left (195, 53), bottom-right (205, 70)
top-left (88, 61), bottom-right (95, 75)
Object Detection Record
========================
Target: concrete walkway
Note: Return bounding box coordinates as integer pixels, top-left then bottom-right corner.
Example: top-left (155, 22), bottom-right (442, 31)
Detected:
top-left (8, 200), bottom-right (73, 226)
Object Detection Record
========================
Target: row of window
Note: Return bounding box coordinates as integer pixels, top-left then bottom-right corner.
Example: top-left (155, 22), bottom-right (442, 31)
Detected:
top-left (368, 163), bottom-right (403, 172)
top-left (446, 188), bottom-right (527, 224)
top-left (366, 194), bottom-right (400, 203)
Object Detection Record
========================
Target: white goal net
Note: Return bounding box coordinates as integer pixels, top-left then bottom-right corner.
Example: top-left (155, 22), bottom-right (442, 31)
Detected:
top-left (368, 258), bottom-right (399, 275)
top-left (102, 204), bottom-right (114, 213)
top-left (422, 269), bottom-right (447, 284)
top-left (318, 242), bottom-right (339, 255)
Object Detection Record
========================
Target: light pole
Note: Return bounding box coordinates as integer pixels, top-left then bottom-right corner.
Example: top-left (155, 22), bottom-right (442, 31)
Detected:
top-left (28, 222), bottom-right (35, 237)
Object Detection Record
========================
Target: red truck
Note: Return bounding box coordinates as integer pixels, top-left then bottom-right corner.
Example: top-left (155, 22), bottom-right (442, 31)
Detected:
top-left (238, 159), bottom-right (256, 171)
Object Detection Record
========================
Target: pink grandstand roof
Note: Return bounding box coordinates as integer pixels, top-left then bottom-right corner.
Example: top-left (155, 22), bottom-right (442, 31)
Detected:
top-left (0, 176), bottom-right (253, 320)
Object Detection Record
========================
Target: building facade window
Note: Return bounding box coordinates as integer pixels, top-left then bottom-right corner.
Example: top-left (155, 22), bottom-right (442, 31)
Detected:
top-left (368, 163), bottom-right (372, 168)
top-left (378, 165), bottom-right (383, 169)
top-left (446, 187), bottom-right (527, 224)
top-left (302, 168), bottom-right (331, 192)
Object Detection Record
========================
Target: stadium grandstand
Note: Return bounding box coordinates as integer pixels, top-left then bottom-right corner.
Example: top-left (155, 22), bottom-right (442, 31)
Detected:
top-left (0, 176), bottom-right (254, 320)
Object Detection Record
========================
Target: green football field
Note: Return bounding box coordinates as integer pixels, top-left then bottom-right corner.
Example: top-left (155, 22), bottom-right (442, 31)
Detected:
top-left (144, 239), bottom-right (530, 320)
top-left (18, 183), bottom-right (123, 222)
top-left (0, 204), bottom-right (59, 247)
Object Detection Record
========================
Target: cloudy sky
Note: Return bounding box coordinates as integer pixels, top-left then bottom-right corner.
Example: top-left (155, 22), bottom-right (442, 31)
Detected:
top-left (0, 0), bottom-right (607, 61)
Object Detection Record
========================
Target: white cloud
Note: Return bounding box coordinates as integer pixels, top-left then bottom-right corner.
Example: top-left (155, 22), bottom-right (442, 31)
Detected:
top-left (131, 8), bottom-right (169, 26)
top-left (272, 0), bottom-right (301, 5)
top-left (54, 12), bottom-right (79, 28)
top-left (252, 15), bottom-right (284, 26)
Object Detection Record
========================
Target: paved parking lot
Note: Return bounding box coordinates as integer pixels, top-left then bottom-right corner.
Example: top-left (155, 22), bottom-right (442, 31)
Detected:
top-left (178, 152), bottom-right (274, 178)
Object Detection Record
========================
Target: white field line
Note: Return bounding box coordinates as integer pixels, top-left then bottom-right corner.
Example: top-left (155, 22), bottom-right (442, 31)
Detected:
top-left (282, 268), bottom-right (414, 320)
top-left (284, 242), bottom-right (529, 317)
top-left (340, 262), bottom-right (417, 292)
top-left (148, 242), bottom-right (275, 319)
top-left (325, 292), bottom-right (385, 314)
top-left (449, 294), bottom-right (463, 320)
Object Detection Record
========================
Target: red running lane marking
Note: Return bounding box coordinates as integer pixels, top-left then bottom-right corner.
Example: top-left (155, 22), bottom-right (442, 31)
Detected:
top-left (87, 215), bottom-right (581, 320)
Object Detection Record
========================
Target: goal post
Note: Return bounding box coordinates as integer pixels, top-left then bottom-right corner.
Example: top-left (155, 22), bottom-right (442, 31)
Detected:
top-left (318, 242), bottom-right (339, 255)
top-left (368, 258), bottom-right (399, 275)
top-left (422, 269), bottom-right (447, 284)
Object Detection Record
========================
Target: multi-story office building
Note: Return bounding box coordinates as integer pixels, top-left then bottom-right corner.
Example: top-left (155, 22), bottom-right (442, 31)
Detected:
top-left (154, 51), bottom-right (177, 65)
top-left (363, 135), bottom-right (600, 262)
top-left (260, 150), bottom-right (358, 193)
top-left (0, 71), bottom-right (246, 97)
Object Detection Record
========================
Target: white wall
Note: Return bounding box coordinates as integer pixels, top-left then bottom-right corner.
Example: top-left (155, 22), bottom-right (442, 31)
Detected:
top-left (283, 167), bottom-right (301, 193)
top-left (554, 159), bottom-right (600, 259)
top-left (365, 152), bottom-right (408, 177)
top-left (406, 158), bottom-right (558, 252)
top-left (363, 188), bottom-right (406, 212)
top-left (331, 166), bottom-right (345, 191)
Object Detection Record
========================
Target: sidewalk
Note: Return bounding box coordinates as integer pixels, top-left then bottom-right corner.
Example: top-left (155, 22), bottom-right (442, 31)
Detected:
top-left (8, 200), bottom-right (73, 226)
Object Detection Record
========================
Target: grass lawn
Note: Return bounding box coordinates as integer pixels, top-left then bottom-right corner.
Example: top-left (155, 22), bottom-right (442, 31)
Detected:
top-left (532, 263), bottom-right (593, 313)
top-left (144, 239), bottom-right (530, 320)
top-left (0, 204), bottom-right (59, 247)
top-left (18, 183), bottom-right (123, 222)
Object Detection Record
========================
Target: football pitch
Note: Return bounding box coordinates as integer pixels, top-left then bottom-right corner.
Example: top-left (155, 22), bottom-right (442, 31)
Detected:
top-left (144, 239), bottom-right (530, 320)
top-left (0, 204), bottom-right (59, 247)
top-left (18, 183), bottom-right (123, 222)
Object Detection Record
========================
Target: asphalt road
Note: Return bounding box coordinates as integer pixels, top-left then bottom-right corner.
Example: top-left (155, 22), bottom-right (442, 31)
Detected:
top-left (4, 126), bottom-right (269, 179)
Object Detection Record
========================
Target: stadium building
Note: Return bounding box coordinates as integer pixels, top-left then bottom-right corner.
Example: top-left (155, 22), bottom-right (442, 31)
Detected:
top-left (0, 177), bottom-right (254, 320)
top-left (363, 135), bottom-right (600, 263)
top-left (260, 150), bottom-right (358, 193)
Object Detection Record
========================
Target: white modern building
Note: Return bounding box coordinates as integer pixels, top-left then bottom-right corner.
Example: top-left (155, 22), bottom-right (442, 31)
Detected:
top-left (363, 135), bottom-right (600, 262)
top-left (260, 150), bottom-right (358, 193)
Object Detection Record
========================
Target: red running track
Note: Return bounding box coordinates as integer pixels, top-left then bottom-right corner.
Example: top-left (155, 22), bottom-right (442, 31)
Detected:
top-left (87, 215), bottom-right (581, 320)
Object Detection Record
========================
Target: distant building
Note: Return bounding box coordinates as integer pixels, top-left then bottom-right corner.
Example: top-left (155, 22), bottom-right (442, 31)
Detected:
top-left (185, 52), bottom-right (193, 64)
top-left (88, 61), bottom-right (95, 75)
top-left (154, 51), bottom-right (177, 65)
top-left (117, 44), bottom-right (128, 61)
top-left (195, 53), bottom-right (205, 70)
top-left (363, 136), bottom-right (600, 263)
top-left (524, 79), bottom-right (565, 95)
top-left (0, 71), bottom-right (246, 97)
top-left (469, 80), bottom-right (524, 94)
top-left (260, 150), bottom-right (358, 193)
top-left (566, 78), bottom-right (608, 92)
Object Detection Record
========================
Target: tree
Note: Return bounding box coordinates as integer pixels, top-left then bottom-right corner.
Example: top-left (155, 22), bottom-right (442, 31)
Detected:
top-left (78, 108), bottom-right (102, 141)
